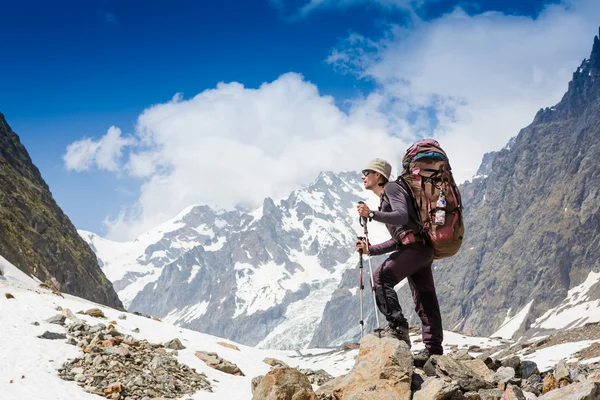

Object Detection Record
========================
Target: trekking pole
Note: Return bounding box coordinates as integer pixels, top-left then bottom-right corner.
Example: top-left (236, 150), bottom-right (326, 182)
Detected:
top-left (357, 239), bottom-right (365, 340)
top-left (358, 201), bottom-right (381, 333)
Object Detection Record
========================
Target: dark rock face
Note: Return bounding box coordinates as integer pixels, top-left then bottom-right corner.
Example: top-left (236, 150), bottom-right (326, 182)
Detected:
top-left (433, 28), bottom-right (600, 336)
top-left (0, 113), bottom-right (123, 310)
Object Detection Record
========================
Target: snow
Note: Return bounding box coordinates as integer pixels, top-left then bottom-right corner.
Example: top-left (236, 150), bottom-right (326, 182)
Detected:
top-left (256, 278), bottom-right (345, 350)
top-left (116, 268), bottom-right (162, 308)
top-left (0, 255), bottom-right (357, 400)
top-left (533, 271), bottom-right (600, 330)
top-left (164, 301), bottom-right (210, 324)
top-left (521, 340), bottom-right (600, 371)
top-left (214, 219), bottom-right (227, 228)
top-left (188, 265), bottom-right (202, 283)
top-left (204, 236), bottom-right (227, 251)
top-left (492, 300), bottom-right (533, 340)
top-left (3, 253), bottom-right (599, 399)
top-left (0, 255), bottom-right (40, 285)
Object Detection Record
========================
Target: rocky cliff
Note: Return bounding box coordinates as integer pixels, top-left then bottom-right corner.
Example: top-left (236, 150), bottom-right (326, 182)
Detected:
top-left (433, 28), bottom-right (600, 338)
top-left (0, 113), bottom-right (123, 310)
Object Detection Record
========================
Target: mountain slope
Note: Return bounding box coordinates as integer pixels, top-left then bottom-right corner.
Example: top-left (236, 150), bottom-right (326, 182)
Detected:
top-left (433, 27), bottom-right (600, 339)
top-left (82, 171), bottom-right (391, 349)
top-left (0, 113), bottom-right (123, 310)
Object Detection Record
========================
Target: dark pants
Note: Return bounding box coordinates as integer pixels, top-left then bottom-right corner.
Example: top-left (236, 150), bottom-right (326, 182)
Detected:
top-left (372, 243), bottom-right (444, 355)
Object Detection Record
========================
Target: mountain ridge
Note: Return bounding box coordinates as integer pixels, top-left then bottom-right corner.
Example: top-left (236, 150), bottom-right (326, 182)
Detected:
top-left (0, 112), bottom-right (123, 310)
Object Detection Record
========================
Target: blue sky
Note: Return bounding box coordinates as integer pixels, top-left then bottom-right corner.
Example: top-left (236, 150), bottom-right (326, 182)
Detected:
top-left (1, 0), bottom-right (597, 240)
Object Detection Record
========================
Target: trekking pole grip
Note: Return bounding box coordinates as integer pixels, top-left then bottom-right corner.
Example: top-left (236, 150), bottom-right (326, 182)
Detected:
top-left (358, 201), bottom-right (367, 227)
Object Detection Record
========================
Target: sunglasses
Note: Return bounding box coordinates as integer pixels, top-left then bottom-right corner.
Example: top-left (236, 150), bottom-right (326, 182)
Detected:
top-left (362, 170), bottom-right (375, 177)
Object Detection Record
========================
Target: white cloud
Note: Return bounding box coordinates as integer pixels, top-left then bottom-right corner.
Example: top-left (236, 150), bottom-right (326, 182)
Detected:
top-left (69, 0), bottom-right (600, 241)
top-left (63, 126), bottom-right (135, 172)
top-left (98, 73), bottom-right (411, 240)
top-left (329, 0), bottom-right (600, 182)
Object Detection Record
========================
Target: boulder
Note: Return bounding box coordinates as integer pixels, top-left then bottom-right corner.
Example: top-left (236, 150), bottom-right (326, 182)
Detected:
top-left (195, 351), bottom-right (244, 376)
top-left (539, 382), bottom-right (600, 400)
top-left (332, 334), bottom-right (412, 400)
top-left (252, 367), bottom-right (317, 400)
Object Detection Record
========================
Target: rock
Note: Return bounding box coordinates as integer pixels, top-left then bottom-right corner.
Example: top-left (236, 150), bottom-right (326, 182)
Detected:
top-left (263, 358), bottom-right (289, 368)
top-left (522, 391), bottom-right (538, 400)
top-left (411, 372), bottom-right (426, 391)
top-left (332, 334), bottom-right (412, 400)
top-left (462, 359), bottom-right (496, 383)
top-left (478, 388), bottom-right (504, 400)
top-left (453, 350), bottom-right (476, 361)
top-left (61, 309), bottom-right (84, 323)
top-left (519, 361), bottom-right (540, 380)
top-left (555, 360), bottom-right (570, 382)
top-left (217, 341), bottom-right (240, 351)
top-left (195, 351), bottom-right (245, 376)
top-left (495, 367), bottom-right (516, 383)
top-left (118, 314), bottom-right (127, 320)
top-left (342, 342), bottom-right (360, 351)
top-left (84, 308), bottom-right (105, 318)
top-left (31, 321), bottom-right (40, 326)
top-left (251, 375), bottom-right (264, 394)
top-left (57, 320), bottom-right (211, 398)
top-left (502, 385), bottom-right (526, 400)
top-left (299, 368), bottom-right (333, 386)
top-left (538, 382), bottom-right (600, 399)
top-left (38, 331), bottom-right (67, 340)
top-left (464, 392), bottom-right (482, 400)
top-left (252, 367), bottom-right (317, 400)
top-left (502, 357), bottom-right (521, 371)
top-left (315, 376), bottom-right (344, 400)
top-left (164, 338), bottom-right (186, 350)
top-left (431, 355), bottom-right (495, 391)
top-left (543, 374), bottom-right (559, 394)
top-left (46, 314), bottom-right (66, 325)
top-left (5, 293), bottom-right (14, 299)
top-left (413, 377), bottom-right (461, 400)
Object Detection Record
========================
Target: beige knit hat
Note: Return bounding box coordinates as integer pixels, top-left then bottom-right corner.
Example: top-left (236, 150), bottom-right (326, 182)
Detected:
top-left (363, 158), bottom-right (392, 180)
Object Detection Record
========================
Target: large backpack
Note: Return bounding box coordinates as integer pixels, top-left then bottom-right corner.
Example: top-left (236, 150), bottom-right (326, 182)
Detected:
top-left (397, 139), bottom-right (464, 260)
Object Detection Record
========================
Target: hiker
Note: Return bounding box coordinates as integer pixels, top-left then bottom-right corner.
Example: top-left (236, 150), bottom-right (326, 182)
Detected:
top-left (355, 157), bottom-right (444, 363)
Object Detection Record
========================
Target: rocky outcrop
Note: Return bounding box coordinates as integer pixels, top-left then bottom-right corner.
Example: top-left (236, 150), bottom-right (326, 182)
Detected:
top-left (308, 333), bottom-right (600, 400)
top-left (432, 27), bottom-right (600, 337)
top-left (0, 113), bottom-right (122, 310)
top-left (252, 367), bottom-right (317, 400)
top-left (56, 317), bottom-right (211, 399)
top-left (330, 334), bottom-right (413, 400)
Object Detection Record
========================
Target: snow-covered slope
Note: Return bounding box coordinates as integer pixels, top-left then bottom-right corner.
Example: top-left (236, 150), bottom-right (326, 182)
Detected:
top-left (3, 254), bottom-right (599, 399)
top-left (0, 254), bottom-right (356, 400)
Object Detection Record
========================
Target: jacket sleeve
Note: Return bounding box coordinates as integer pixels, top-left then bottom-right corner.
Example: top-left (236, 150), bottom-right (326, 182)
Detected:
top-left (368, 239), bottom-right (398, 256)
top-left (372, 183), bottom-right (410, 226)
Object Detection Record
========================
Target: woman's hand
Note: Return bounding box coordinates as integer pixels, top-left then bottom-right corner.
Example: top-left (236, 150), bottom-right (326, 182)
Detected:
top-left (355, 239), bottom-right (368, 253)
top-left (357, 203), bottom-right (371, 218)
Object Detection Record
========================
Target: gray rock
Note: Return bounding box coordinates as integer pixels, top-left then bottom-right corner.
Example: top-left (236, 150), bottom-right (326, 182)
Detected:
top-left (164, 338), bottom-right (186, 350)
top-left (46, 314), bottom-right (66, 325)
top-left (413, 377), bottom-right (461, 400)
top-left (554, 360), bottom-right (570, 382)
top-left (539, 381), bottom-right (600, 399)
top-left (478, 388), bottom-right (504, 400)
top-left (37, 331), bottom-right (67, 340)
top-left (520, 361), bottom-right (540, 379)
top-left (431, 355), bottom-right (495, 391)
top-left (494, 366), bottom-right (516, 382)
top-left (502, 356), bottom-right (521, 371)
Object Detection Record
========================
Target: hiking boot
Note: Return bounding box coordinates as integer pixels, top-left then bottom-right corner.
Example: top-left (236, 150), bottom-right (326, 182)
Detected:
top-left (377, 326), bottom-right (411, 348)
top-left (413, 349), bottom-right (442, 368)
